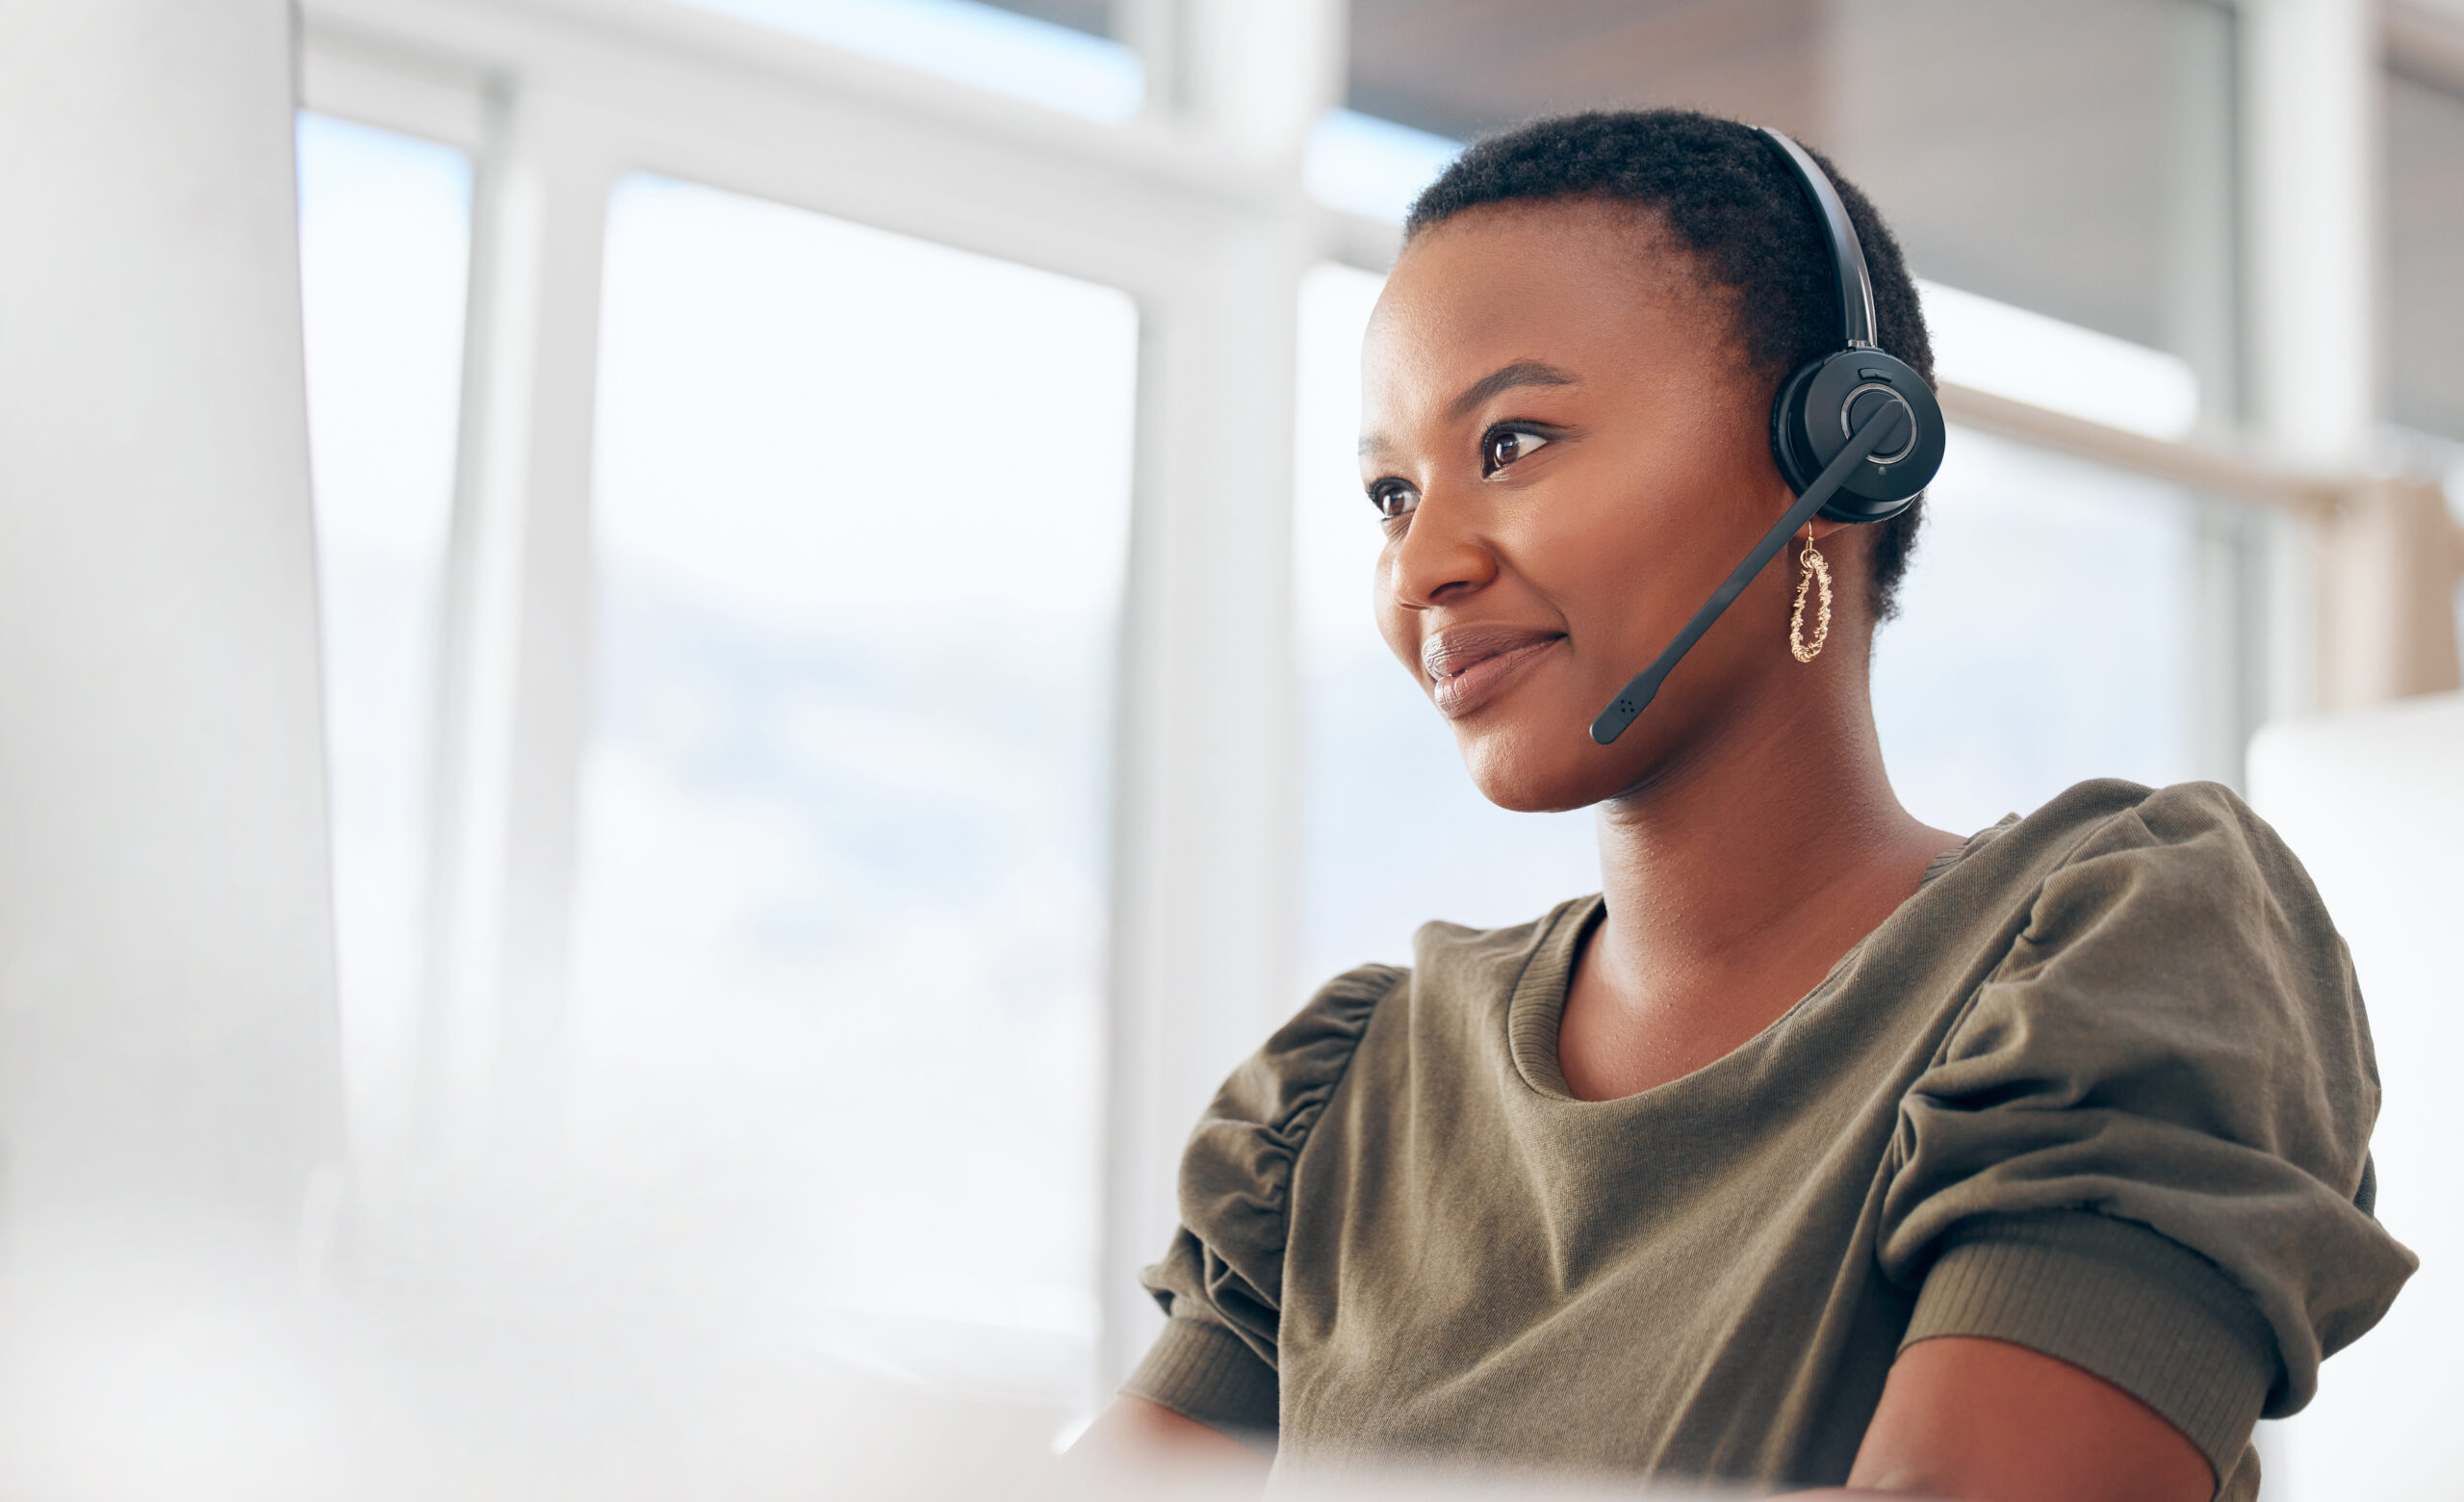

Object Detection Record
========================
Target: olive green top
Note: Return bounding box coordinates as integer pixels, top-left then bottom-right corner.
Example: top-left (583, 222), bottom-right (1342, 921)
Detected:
top-left (1126, 781), bottom-right (2415, 1499)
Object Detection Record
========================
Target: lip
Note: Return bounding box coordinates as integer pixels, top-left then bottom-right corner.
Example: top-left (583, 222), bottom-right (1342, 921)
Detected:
top-left (1422, 624), bottom-right (1566, 720)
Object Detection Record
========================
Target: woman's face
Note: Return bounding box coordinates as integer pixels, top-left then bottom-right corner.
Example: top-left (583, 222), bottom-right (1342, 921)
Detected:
top-left (1362, 200), bottom-right (1826, 813)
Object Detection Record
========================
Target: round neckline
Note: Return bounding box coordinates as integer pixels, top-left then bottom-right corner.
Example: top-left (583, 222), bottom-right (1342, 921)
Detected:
top-left (1503, 825), bottom-right (1998, 1105)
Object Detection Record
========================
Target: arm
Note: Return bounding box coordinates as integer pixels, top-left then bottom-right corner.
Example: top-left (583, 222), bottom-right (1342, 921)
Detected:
top-left (1066, 1396), bottom-right (1272, 1479)
top-left (1069, 1341), bottom-right (2204, 1499)
top-left (1853, 789), bottom-right (2418, 1497)
top-left (1787, 1335), bottom-right (2210, 1502)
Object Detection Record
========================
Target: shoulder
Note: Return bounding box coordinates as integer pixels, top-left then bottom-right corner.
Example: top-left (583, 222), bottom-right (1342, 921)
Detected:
top-left (1208, 962), bottom-right (1407, 1141)
top-left (1184, 896), bottom-right (1592, 1225)
top-left (2032, 777), bottom-right (2313, 882)
top-left (1961, 776), bottom-right (2276, 869)
top-left (1936, 779), bottom-right (2336, 964)
top-left (1928, 778), bottom-right (2357, 1071)
top-left (1970, 779), bottom-right (2345, 991)
top-left (1900, 785), bottom-right (2385, 1260)
top-left (1886, 782), bottom-right (2413, 1430)
top-left (1981, 777), bottom-right (2303, 875)
top-left (1182, 963), bottom-right (1407, 1213)
top-left (1159, 963), bottom-right (1406, 1334)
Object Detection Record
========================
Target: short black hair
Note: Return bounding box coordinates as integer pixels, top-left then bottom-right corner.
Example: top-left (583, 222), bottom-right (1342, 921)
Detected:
top-left (1405, 109), bottom-right (1931, 623)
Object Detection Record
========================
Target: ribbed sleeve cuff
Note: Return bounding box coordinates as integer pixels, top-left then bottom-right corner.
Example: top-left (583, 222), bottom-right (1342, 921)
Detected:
top-left (1120, 1317), bottom-right (1279, 1440)
top-left (1906, 1210), bottom-right (2275, 1490)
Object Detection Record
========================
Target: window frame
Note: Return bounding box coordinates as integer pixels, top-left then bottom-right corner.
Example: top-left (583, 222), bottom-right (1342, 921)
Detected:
top-left (295, 0), bottom-right (2438, 1392)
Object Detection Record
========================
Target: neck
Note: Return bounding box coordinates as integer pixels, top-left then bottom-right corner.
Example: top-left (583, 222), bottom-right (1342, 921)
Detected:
top-left (1567, 641), bottom-right (1958, 1093)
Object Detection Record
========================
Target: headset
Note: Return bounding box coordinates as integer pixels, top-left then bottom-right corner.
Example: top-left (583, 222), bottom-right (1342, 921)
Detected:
top-left (1587, 127), bottom-right (1944, 746)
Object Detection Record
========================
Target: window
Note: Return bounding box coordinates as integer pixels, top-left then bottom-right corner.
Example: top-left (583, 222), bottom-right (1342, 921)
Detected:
top-left (1871, 434), bottom-right (2233, 835)
top-left (2388, 64), bottom-right (2464, 444)
top-left (1341, 0), bottom-right (2242, 415)
top-left (675, 0), bottom-right (1142, 121)
top-left (578, 174), bottom-right (1138, 1407)
top-left (295, 112), bottom-right (473, 1152)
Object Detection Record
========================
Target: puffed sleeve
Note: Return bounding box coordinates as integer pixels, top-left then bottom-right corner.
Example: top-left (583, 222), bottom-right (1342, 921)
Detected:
top-left (1878, 782), bottom-right (2417, 1487)
top-left (1120, 963), bottom-right (1402, 1437)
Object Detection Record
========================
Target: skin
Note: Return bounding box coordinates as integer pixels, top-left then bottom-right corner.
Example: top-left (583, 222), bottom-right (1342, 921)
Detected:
top-left (1073, 201), bottom-right (2212, 1502)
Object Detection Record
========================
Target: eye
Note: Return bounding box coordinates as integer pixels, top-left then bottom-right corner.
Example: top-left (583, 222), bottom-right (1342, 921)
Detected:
top-left (1367, 478), bottom-right (1420, 522)
top-left (1481, 426), bottom-right (1553, 477)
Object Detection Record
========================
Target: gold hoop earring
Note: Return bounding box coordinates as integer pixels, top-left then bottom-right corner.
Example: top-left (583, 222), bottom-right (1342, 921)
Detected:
top-left (1790, 532), bottom-right (1832, 664)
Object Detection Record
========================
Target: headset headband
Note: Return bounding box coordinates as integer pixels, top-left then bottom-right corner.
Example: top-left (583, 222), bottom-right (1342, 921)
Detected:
top-left (1586, 124), bottom-right (1943, 747)
top-left (1756, 127), bottom-right (1877, 351)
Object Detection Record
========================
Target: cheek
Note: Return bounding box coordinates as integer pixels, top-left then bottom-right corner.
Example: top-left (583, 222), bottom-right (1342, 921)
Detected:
top-left (1523, 427), bottom-right (1777, 642)
top-left (1496, 466), bottom-right (1693, 644)
top-left (1371, 541), bottom-right (1420, 676)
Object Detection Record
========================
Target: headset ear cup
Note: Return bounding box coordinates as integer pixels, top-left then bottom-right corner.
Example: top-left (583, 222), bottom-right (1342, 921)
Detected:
top-left (1767, 358), bottom-right (1827, 494)
top-left (1767, 350), bottom-right (1943, 524)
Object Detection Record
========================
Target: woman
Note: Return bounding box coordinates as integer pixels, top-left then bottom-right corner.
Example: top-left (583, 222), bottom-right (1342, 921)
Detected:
top-left (1073, 111), bottom-right (2412, 1500)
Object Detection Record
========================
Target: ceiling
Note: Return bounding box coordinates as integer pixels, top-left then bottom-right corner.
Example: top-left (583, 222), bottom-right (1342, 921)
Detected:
top-left (966, 0), bottom-right (2458, 433)
top-left (1347, 0), bottom-right (2234, 359)
top-left (975, 0), bottom-right (1109, 37)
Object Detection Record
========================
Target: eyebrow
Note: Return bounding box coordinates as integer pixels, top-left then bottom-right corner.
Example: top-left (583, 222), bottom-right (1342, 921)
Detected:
top-left (1357, 359), bottom-right (1580, 457)
top-left (1448, 360), bottom-right (1578, 421)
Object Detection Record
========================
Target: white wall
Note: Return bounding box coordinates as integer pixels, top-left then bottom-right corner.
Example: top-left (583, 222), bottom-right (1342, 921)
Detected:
top-left (2249, 694), bottom-right (2463, 1501)
top-left (0, 0), bottom-right (346, 1491)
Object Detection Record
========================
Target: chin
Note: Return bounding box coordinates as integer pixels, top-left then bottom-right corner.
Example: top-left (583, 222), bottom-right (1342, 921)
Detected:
top-left (1452, 716), bottom-right (1611, 815)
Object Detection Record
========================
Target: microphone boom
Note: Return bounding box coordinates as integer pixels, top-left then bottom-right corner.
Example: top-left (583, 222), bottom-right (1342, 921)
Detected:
top-left (1587, 403), bottom-right (1908, 746)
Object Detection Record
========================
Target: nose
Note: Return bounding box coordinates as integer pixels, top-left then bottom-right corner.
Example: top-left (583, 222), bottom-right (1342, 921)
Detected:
top-left (1385, 489), bottom-right (1499, 611)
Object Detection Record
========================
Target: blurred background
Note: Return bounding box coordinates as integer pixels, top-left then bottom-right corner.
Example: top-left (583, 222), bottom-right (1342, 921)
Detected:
top-left (0, 0), bottom-right (2458, 1496)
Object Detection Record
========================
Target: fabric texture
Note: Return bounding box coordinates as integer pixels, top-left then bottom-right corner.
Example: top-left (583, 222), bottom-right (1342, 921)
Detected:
top-left (1123, 780), bottom-right (2415, 1498)
top-left (1126, 1317), bottom-right (1280, 1437)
